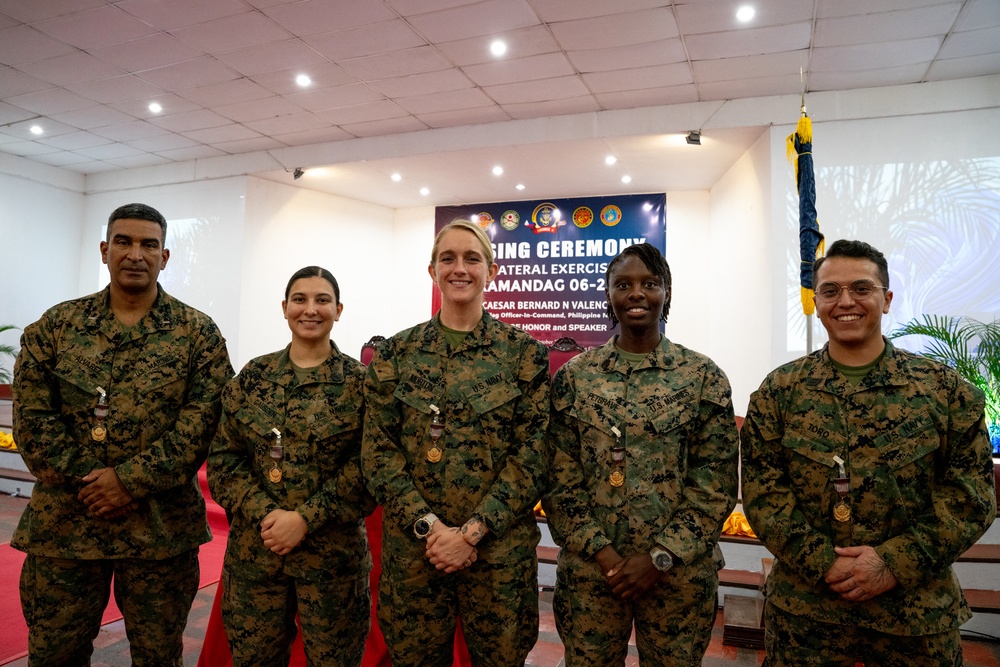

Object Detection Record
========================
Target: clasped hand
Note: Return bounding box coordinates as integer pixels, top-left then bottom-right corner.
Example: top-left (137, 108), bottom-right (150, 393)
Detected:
top-left (824, 545), bottom-right (898, 602)
top-left (78, 467), bottom-right (136, 518)
top-left (260, 509), bottom-right (308, 556)
top-left (595, 546), bottom-right (662, 601)
top-left (426, 523), bottom-right (478, 573)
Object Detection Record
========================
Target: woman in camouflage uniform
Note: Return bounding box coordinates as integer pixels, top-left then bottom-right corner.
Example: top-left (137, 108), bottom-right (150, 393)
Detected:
top-left (208, 266), bottom-right (375, 667)
top-left (543, 243), bottom-right (739, 666)
top-left (362, 221), bottom-right (550, 667)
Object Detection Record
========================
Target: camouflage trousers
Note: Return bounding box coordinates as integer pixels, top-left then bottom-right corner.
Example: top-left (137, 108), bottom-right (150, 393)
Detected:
top-left (220, 567), bottom-right (370, 667)
top-left (763, 601), bottom-right (963, 667)
top-left (19, 549), bottom-right (200, 667)
top-left (378, 553), bottom-right (539, 667)
top-left (553, 551), bottom-right (719, 667)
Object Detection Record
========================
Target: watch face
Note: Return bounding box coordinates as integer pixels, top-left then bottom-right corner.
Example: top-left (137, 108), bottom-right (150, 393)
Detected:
top-left (655, 554), bottom-right (672, 571)
top-left (415, 519), bottom-right (429, 537)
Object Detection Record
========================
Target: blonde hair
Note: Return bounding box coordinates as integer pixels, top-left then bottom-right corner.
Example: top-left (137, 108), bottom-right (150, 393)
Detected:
top-left (430, 220), bottom-right (495, 266)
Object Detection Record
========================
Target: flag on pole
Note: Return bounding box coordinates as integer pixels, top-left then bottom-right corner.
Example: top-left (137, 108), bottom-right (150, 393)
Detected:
top-left (787, 114), bottom-right (825, 315)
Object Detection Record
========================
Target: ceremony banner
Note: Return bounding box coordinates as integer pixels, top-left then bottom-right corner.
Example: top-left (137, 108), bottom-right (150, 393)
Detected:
top-left (435, 193), bottom-right (666, 348)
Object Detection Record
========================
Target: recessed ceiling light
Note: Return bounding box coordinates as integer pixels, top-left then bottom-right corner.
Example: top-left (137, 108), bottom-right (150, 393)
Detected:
top-left (736, 5), bottom-right (755, 22)
top-left (420, 187), bottom-right (430, 196)
top-left (515, 184), bottom-right (525, 191)
top-left (296, 74), bottom-right (312, 87)
top-left (148, 102), bottom-right (162, 113)
top-left (391, 173), bottom-right (402, 182)
top-left (30, 125), bottom-right (43, 135)
top-left (621, 175), bottom-right (632, 184)
top-left (492, 165), bottom-right (503, 176)
top-left (605, 155), bottom-right (617, 165)
top-left (490, 40), bottom-right (507, 57)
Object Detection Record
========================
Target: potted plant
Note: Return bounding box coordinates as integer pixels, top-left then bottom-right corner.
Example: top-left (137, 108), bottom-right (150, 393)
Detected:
top-left (0, 323), bottom-right (18, 388)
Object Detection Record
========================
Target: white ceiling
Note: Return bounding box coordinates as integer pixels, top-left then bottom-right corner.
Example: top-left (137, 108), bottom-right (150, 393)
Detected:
top-left (2, 0), bottom-right (998, 208)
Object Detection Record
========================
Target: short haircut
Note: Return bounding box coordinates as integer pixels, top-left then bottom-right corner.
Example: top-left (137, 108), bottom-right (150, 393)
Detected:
top-left (814, 239), bottom-right (889, 289)
top-left (106, 203), bottom-right (167, 244)
top-left (284, 266), bottom-right (341, 303)
top-left (430, 220), bottom-right (495, 265)
top-left (604, 242), bottom-right (672, 326)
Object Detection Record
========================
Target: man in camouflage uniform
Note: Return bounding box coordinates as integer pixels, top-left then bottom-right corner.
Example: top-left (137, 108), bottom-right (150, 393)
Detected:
top-left (742, 239), bottom-right (996, 666)
top-left (362, 221), bottom-right (550, 667)
top-left (12, 203), bottom-right (233, 667)
top-left (209, 266), bottom-right (376, 666)
top-left (544, 243), bottom-right (739, 666)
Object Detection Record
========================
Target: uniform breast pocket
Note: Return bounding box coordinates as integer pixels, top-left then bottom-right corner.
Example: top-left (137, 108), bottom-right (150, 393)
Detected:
top-left (309, 410), bottom-right (362, 465)
top-left (467, 379), bottom-right (521, 443)
top-left (573, 403), bottom-right (620, 471)
top-left (649, 403), bottom-right (698, 471)
top-left (779, 433), bottom-right (839, 505)
top-left (875, 419), bottom-right (938, 511)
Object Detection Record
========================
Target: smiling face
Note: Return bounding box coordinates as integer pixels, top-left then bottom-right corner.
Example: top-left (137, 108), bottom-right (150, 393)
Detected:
top-left (814, 255), bottom-right (893, 364)
top-left (428, 227), bottom-right (498, 310)
top-left (282, 276), bottom-right (342, 345)
top-left (100, 217), bottom-right (169, 298)
top-left (607, 254), bottom-right (668, 346)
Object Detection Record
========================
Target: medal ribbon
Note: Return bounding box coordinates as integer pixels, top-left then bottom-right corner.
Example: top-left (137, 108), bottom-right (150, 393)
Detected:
top-left (92, 386), bottom-right (108, 442)
top-left (268, 428), bottom-right (283, 482)
top-left (427, 404), bottom-right (444, 462)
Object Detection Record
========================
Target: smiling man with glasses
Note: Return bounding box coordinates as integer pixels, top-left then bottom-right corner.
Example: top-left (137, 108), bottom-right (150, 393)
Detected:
top-left (740, 239), bottom-right (996, 666)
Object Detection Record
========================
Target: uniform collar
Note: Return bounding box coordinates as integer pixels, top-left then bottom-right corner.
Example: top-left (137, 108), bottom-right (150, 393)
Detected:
top-left (594, 334), bottom-right (675, 375)
top-left (421, 310), bottom-right (497, 355)
top-left (83, 283), bottom-right (176, 335)
top-left (806, 338), bottom-right (909, 394)
top-left (264, 342), bottom-right (346, 386)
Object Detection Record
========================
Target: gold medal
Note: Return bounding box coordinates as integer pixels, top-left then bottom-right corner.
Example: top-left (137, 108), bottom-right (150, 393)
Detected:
top-left (268, 466), bottom-right (282, 483)
top-left (91, 425), bottom-right (106, 442)
top-left (833, 501), bottom-right (851, 522)
top-left (427, 446), bottom-right (442, 463)
top-left (609, 469), bottom-right (624, 487)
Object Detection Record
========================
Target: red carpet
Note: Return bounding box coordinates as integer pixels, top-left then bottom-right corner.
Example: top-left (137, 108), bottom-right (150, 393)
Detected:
top-left (0, 466), bottom-right (228, 665)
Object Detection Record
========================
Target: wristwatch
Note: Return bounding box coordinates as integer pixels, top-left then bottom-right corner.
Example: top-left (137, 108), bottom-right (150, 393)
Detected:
top-left (650, 547), bottom-right (674, 573)
top-left (413, 513), bottom-right (439, 539)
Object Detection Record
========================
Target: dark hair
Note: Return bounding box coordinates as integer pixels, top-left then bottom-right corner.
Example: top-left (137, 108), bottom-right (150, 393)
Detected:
top-left (814, 239), bottom-right (889, 289)
top-left (604, 243), bottom-right (672, 326)
top-left (284, 266), bottom-right (340, 303)
top-left (106, 203), bottom-right (167, 243)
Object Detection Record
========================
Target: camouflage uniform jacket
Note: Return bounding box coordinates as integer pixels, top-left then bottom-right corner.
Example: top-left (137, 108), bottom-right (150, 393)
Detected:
top-left (362, 311), bottom-right (549, 558)
top-left (544, 336), bottom-right (739, 565)
top-left (12, 285), bottom-right (233, 559)
top-left (741, 339), bottom-right (996, 634)
top-left (208, 342), bottom-right (375, 580)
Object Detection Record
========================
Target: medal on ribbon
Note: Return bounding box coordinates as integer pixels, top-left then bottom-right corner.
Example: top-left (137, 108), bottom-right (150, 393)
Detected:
top-left (832, 455), bottom-right (851, 522)
top-left (268, 428), bottom-right (283, 483)
top-left (92, 386), bottom-right (108, 442)
top-left (427, 404), bottom-right (444, 463)
top-left (609, 425), bottom-right (625, 487)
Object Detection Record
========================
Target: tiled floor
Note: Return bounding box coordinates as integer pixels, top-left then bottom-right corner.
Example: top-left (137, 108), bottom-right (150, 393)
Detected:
top-left (1, 491), bottom-right (997, 667)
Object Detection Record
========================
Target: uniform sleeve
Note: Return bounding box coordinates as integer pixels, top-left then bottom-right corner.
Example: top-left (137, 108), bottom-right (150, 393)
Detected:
top-left (655, 363), bottom-right (739, 565)
top-left (361, 342), bottom-right (435, 533)
top-left (116, 319), bottom-right (233, 498)
top-left (207, 377), bottom-right (279, 525)
top-left (741, 376), bottom-right (838, 584)
top-left (542, 365), bottom-right (613, 558)
top-left (875, 382), bottom-right (996, 588)
top-left (471, 340), bottom-right (550, 538)
top-left (12, 319), bottom-right (106, 485)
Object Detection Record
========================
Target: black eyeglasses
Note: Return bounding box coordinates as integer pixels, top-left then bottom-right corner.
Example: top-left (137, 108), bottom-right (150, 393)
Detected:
top-left (815, 280), bottom-right (887, 303)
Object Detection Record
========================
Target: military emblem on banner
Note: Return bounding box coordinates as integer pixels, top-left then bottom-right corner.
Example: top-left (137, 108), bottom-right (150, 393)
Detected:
top-left (475, 212), bottom-right (494, 229)
top-left (572, 206), bottom-right (594, 228)
top-left (601, 205), bottom-right (622, 226)
top-left (500, 210), bottom-right (520, 230)
top-left (525, 203), bottom-right (565, 234)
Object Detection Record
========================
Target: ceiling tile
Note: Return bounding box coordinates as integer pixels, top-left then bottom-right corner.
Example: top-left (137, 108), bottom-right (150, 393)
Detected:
top-left (926, 53), bottom-right (1000, 79)
top-left (149, 108), bottom-right (233, 132)
top-left (5, 88), bottom-right (96, 115)
top-left (127, 133), bottom-right (199, 151)
top-left (111, 93), bottom-right (202, 119)
top-left (244, 112), bottom-right (331, 135)
top-left (171, 12), bottom-right (295, 53)
top-left (117, 0), bottom-right (251, 31)
top-left (262, 0), bottom-right (396, 37)
top-left (155, 145), bottom-right (227, 161)
top-left (92, 120), bottom-right (171, 142)
top-left (90, 33), bottom-right (203, 72)
top-left (550, 8), bottom-right (679, 50)
top-left (339, 115), bottom-right (429, 138)
top-left (73, 161), bottom-right (121, 174)
top-left (530, 0), bottom-right (667, 22)
top-left (0, 65), bottom-right (53, 97)
top-left (0, 25), bottom-right (77, 65)
top-left (106, 153), bottom-right (174, 168)
top-left (484, 75), bottom-right (590, 104)
top-left (286, 83), bottom-right (385, 112)
top-left (687, 22), bottom-right (813, 60)
top-left (817, 0), bottom-right (957, 20)
top-left (33, 5), bottom-right (159, 50)
top-left (405, 0), bottom-right (540, 43)
top-left (415, 105), bottom-right (510, 129)
top-left (698, 75), bottom-right (804, 100)
top-left (182, 123), bottom-right (263, 143)
top-left (675, 0), bottom-right (813, 34)
top-left (0, 140), bottom-right (64, 157)
top-left (385, 0), bottom-right (480, 16)
top-left (0, 0), bottom-right (105, 23)
top-left (367, 69), bottom-right (473, 98)
top-left (0, 13), bottom-right (14, 30)
top-left (138, 57), bottom-right (241, 90)
top-left (464, 53), bottom-right (575, 87)
top-left (177, 79), bottom-right (275, 107)
top-left (74, 141), bottom-right (146, 159)
top-left (939, 26), bottom-right (1000, 59)
top-left (69, 74), bottom-right (165, 104)
top-left (212, 136), bottom-right (287, 153)
top-left (31, 151), bottom-right (97, 166)
top-left (0, 101), bottom-right (36, 125)
top-left (0, 117), bottom-right (77, 140)
top-left (502, 95), bottom-right (601, 120)
top-left (339, 46), bottom-right (454, 80)
top-left (692, 51), bottom-right (808, 83)
top-left (215, 40), bottom-right (328, 77)
top-left (594, 85), bottom-right (698, 110)
top-left (810, 64), bottom-right (930, 90)
top-left (50, 105), bottom-right (137, 130)
top-left (583, 63), bottom-right (692, 94)
top-left (16, 51), bottom-right (124, 87)
top-left (38, 130), bottom-right (113, 150)
top-left (214, 95), bottom-right (305, 122)
top-left (567, 39), bottom-right (687, 73)
top-left (815, 4), bottom-right (962, 47)
top-left (811, 38), bottom-right (943, 72)
top-left (251, 63), bottom-right (357, 94)
top-left (317, 100), bottom-right (409, 125)
top-left (955, 0), bottom-right (1000, 30)
top-left (437, 24), bottom-right (560, 67)
top-left (304, 19), bottom-right (427, 61)
top-left (269, 125), bottom-right (354, 146)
